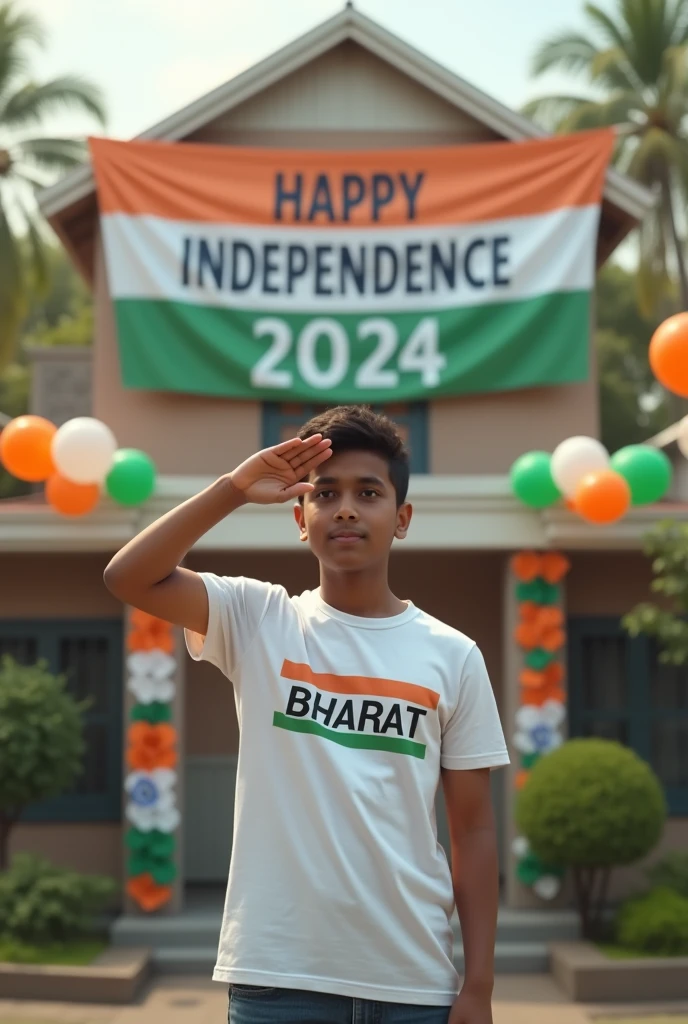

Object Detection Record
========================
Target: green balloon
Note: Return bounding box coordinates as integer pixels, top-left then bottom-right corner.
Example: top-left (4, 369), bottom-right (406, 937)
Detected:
top-left (610, 445), bottom-right (672, 506)
top-left (106, 449), bottom-right (156, 506)
top-left (510, 451), bottom-right (561, 509)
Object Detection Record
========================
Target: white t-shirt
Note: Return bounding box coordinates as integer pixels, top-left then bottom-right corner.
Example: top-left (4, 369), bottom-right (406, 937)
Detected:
top-left (186, 575), bottom-right (509, 1006)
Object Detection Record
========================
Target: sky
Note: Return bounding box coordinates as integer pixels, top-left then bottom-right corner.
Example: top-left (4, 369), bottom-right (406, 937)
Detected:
top-left (24, 0), bottom-right (595, 141)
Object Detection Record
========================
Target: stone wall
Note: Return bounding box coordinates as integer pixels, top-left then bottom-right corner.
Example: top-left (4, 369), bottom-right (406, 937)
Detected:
top-left (28, 347), bottom-right (92, 424)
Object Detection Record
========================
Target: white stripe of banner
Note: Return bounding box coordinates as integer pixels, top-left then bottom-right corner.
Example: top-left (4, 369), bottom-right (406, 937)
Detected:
top-left (102, 205), bottom-right (600, 315)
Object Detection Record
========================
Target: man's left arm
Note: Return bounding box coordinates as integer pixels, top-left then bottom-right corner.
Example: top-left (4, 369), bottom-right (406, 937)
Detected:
top-left (442, 766), bottom-right (498, 1024)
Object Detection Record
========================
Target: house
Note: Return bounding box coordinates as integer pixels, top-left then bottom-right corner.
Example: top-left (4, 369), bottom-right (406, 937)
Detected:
top-left (2, 2), bottom-right (686, 968)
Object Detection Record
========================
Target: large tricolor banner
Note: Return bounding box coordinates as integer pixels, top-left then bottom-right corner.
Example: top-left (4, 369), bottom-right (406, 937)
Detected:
top-left (89, 130), bottom-right (614, 402)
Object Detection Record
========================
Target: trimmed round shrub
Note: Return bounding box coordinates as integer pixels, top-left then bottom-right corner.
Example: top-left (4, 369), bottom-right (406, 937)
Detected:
top-left (617, 888), bottom-right (688, 956)
top-left (516, 738), bottom-right (666, 867)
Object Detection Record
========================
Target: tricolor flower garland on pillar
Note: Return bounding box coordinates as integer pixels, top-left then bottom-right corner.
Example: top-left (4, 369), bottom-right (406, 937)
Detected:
top-left (511, 551), bottom-right (570, 901)
top-left (125, 610), bottom-right (180, 912)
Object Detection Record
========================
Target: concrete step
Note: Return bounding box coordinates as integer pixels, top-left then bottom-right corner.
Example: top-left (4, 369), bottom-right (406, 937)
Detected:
top-left (112, 905), bottom-right (576, 976)
top-left (153, 942), bottom-right (551, 977)
top-left (454, 941), bottom-right (550, 975)
top-left (114, 913), bottom-right (577, 952)
top-left (111, 913), bottom-right (222, 949)
top-left (154, 947), bottom-right (218, 975)
top-left (453, 908), bottom-right (579, 945)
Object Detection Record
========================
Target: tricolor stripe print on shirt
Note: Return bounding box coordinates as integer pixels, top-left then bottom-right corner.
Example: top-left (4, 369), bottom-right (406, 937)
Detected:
top-left (274, 660), bottom-right (441, 759)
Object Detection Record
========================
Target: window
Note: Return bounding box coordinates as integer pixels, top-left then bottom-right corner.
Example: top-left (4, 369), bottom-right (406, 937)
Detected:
top-left (568, 617), bottom-right (688, 814)
top-left (0, 619), bottom-right (123, 822)
top-left (262, 402), bottom-right (429, 474)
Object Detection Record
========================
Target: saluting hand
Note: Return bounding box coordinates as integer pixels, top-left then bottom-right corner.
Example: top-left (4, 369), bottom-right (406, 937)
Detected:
top-left (229, 434), bottom-right (333, 505)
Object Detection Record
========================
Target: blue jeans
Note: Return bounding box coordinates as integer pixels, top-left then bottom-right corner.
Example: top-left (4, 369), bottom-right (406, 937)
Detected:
top-left (228, 985), bottom-right (452, 1024)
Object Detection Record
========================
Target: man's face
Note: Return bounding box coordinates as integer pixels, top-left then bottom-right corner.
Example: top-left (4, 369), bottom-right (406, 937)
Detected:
top-left (293, 449), bottom-right (412, 571)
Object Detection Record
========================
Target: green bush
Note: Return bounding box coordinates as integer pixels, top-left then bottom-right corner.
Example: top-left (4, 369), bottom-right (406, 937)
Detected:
top-left (516, 739), bottom-right (666, 867)
top-left (0, 655), bottom-right (86, 869)
top-left (0, 854), bottom-right (116, 944)
top-left (646, 851), bottom-right (688, 898)
top-left (516, 739), bottom-right (666, 938)
top-left (617, 888), bottom-right (688, 956)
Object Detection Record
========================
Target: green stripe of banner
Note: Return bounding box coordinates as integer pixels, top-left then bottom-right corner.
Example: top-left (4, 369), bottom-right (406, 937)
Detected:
top-left (114, 291), bottom-right (590, 401)
top-left (272, 711), bottom-right (426, 759)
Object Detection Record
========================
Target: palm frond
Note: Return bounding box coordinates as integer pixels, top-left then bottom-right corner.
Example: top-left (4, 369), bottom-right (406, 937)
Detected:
top-left (13, 191), bottom-right (48, 293)
top-left (621, 0), bottom-right (676, 82)
top-left (523, 90), bottom-right (638, 134)
top-left (531, 30), bottom-right (600, 77)
top-left (0, 3), bottom-right (45, 47)
top-left (612, 132), bottom-right (642, 175)
top-left (585, 3), bottom-right (631, 52)
top-left (589, 46), bottom-right (648, 94)
top-left (0, 74), bottom-right (106, 128)
top-left (0, 2), bottom-right (45, 108)
top-left (627, 125), bottom-right (679, 182)
top-left (9, 164), bottom-right (49, 191)
top-left (0, 190), bottom-right (26, 369)
top-left (521, 93), bottom-right (593, 131)
top-left (660, 42), bottom-right (688, 114)
top-left (561, 93), bottom-right (638, 132)
top-left (667, 0), bottom-right (688, 44)
top-left (15, 136), bottom-right (87, 173)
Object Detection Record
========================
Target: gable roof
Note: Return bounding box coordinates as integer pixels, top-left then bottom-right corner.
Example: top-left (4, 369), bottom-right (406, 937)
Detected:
top-left (39, 3), bottom-right (655, 274)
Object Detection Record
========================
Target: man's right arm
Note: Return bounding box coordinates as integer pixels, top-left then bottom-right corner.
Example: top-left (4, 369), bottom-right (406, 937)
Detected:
top-left (103, 434), bottom-right (332, 635)
top-left (103, 475), bottom-right (245, 635)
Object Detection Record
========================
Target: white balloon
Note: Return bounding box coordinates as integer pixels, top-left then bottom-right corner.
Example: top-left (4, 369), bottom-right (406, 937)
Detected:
top-left (677, 416), bottom-right (688, 459)
top-left (533, 875), bottom-right (562, 901)
top-left (51, 417), bottom-right (117, 484)
top-left (551, 436), bottom-right (609, 497)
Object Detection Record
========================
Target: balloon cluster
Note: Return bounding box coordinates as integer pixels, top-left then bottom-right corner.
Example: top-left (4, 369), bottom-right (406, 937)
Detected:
top-left (649, 311), bottom-right (688, 400)
top-left (649, 311), bottom-right (688, 453)
top-left (510, 439), bottom-right (672, 525)
top-left (0, 415), bottom-right (157, 517)
top-left (510, 310), bottom-right (688, 526)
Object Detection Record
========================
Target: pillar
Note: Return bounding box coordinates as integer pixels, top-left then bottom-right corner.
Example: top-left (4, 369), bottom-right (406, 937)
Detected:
top-left (122, 607), bottom-right (185, 915)
top-left (503, 550), bottom-right (571, 910)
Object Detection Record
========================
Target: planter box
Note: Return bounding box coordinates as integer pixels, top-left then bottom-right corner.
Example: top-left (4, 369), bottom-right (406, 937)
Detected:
top-left (551, 941), bottom-right (688, 1003)
top-left (0, 947), bottom-right (152, 1004)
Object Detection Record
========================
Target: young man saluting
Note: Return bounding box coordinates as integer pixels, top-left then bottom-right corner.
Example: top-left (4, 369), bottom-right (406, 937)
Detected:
top-left (104, 405), bottom-right (509, 1024)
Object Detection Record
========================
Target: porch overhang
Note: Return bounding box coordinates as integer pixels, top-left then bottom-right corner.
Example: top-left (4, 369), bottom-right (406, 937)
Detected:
top-left (1, 476), bottom-right (686, 553)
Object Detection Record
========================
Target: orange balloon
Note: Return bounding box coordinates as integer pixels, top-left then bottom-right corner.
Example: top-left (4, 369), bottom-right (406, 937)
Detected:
top-left (46, 474), bottom-right (100, 516)
top-left (0, 415), bottom-right (56, 482)
top-left (574, 470), bottom-right (630, 525)
top-left (649, 313), bottom-right (688, 398)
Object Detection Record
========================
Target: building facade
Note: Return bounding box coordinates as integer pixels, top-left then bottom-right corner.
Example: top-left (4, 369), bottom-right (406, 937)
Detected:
top-left (2, 6), bottom-right (687, 920)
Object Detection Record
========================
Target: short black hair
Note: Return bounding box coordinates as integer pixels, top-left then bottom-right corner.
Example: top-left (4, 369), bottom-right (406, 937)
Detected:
top-left (297, 405), bottom-right (410, 506)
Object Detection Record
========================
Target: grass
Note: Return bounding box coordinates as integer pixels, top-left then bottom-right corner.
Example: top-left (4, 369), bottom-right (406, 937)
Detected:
top-left (0, 937), bottom-right (107, 966)
top-left (597, 943), bottom-right (688, 960)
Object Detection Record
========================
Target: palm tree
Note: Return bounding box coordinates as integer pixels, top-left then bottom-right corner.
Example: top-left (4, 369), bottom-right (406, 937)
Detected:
top-left (523, 0), bottom-right (688, 315)
top-left (0, 1), bottom-right (105, 368)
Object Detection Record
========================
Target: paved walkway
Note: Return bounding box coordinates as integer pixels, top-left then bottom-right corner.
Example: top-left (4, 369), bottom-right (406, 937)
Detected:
top-left (0, 975), bottom-right (584, 1024)
top-left (2, 975), bottom-right (687, 1024)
